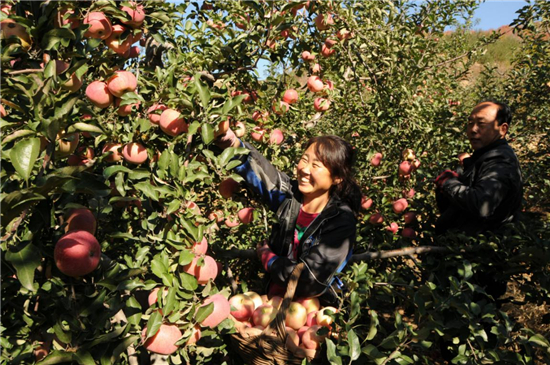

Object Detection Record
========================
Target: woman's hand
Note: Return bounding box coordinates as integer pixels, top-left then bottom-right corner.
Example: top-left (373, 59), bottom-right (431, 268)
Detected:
top-left (257, 240), bottom-right (277, 271)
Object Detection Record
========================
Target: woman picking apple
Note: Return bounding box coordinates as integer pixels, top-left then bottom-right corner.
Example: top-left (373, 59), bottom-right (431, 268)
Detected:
top-left (216, 129), bottom-right (361, 306)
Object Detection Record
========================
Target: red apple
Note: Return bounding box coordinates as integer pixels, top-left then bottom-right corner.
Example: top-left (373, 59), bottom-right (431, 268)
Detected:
top-left (370, 152), bottom-right (383, 167)
top-left (313, 97), bottom-right (331, 112)
top-left (401, 228), bottom-right (417, 239)
top-left (336, 28), bottom-right (353, 40)
top-left (296, 297), bottom-right (321, 314)
top-left (251, 127), bottom-right (266, 142)
top-left (244, 291), bottom-right (264, 310)
top-left (369, 213), bottom-right (384, 225)
top-left (286, 327), bottom-right (300, 347)
top-left (219, 178), bottom-right (239, 199)
top-left (307, 76), bottom-right (324, 93)
top-left (147, 103), bottom-right (167, 125)
top-left (237, 207), bottom-right (254, 224)
top-left (62, 72), bottom-right (83, 92)
top-left (285, 302), bottom-right (308, 330)
top-left (315, 13), bottom-right (334, 31)
top-left (86, 81), bottom-right (113, 108)
top-left (54, 230), bottom-right (101, 277)
top-left (107, 70), bottom-right (137, 97)
top-left (159, 109), bottom-right (188, 136)
top-left (229, 294), bottom-right (255, 322)
top-left (361, 196), bottom-right (373, 210)
top-left (398, 161), bottom-right (413, 176)
top-left (251, 110), bottom-right (269, 122)
top-left (311, 63), bottom-right (321, 73)
top-left (302, 325), bottom-right (328, 349)
top-left (83, 12), bottom-right (112, 40)
top-left (54, 8), bottom-right (80, 29)
top-left (282, 89), bottom-right (299, 104)
top-left (106, 24), bottom-right (132, 55)
top-left (192, 237), bottom-right (208, 255)
top-left (269, 129), bottom-right (284, 145)
top-left (306, 311), bottom-right (318, 327)
top-left (182, 255), bottom-right (218, 285)
top-left (321, 43), bottom-right (335, 57)
top-left (267, 295), bottom-right (283, 310)
top-left (186, 325), bottom-right (202, 345)
top-left (56, 132), bottom-right (80, 158)
top-left (403, 212), bottom-right (417, 225)
top-left (102, 143), bottom-right (123, 163)
top-left (233, 121), bottom-right (246, 138)
top-left (121, 2), bottom-right (145, 28)
top-left (65, 208), bottom-right (96, 234)
top-left (252, 304), bottom-right (277, 328)
top-left (115, 98), bottom-right (140, 117)
top-left (1, 19), bottom-right (32, 50)
top-left (301, 51), bottom-right (316, 61)
top-left (142, 324), bottom-right (181, 355)
top-left (386, 222), bottom-right (399, 234)
top-left (122, 142), bottom-right (148, 165)
top-left (392, 198), bottom-right (409, 214)
top-left (199, 293), bottom-right (231, 328)
top-left (272, 100), bottom-right (290, 115)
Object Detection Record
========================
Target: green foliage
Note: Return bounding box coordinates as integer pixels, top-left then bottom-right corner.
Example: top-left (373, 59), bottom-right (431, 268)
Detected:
top-left (1, 0), bottom-right (549, 364)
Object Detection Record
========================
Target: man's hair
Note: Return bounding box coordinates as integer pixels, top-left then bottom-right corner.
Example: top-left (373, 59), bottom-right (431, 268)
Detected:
top-left (479, 99), bottom-right (512, 126)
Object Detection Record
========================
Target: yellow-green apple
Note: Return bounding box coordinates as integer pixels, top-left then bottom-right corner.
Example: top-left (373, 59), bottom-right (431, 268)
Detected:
top-left (159, 108), bottom-right (188, 136)
top-left (106, 24), bottom-right (132, 55)
top-left (313, 97), bottom-right (330, 112)
top-left (56, 132), bottom-right (80, 158)
top-left (307, 76), bottom-right (324, 93)
top-left (219, 178), bottom-right (239, 199)
top-left (370, 152), bottom-right (383, 167)
top-left (316, 306), bottom-right (337, 328)
top-left (1, 19), bottom-right (32, 50)
top-left (361, 196), bottom-right (373, 210)
top-left (229, 294), bottom-right (255, 321)
top-left (269, 129), bottom-right (284, 145)
top-left (385, 222), bottom-right (399, 234)
top-left (120, 2), bottom-right (145, 28)
top-left (401, 227), bottom-right (416, 239)
top-left (301, 51), bottom-right (315, 61)
top-left (267, 295), bottom-right (283, 310)
top-left (115, 98), bottom-right (140, 117)
top-left (296, 297), bottom-right (320, 314)
top-left (244, 291), bottom-right (264, 310)
top-left (198, 293), bottom-right (231, 328)
top-left (251, 126), bottom-right (266, 142)
top-left (83, 12), bottom-right (112, 40)
top-left (147, 103), bottom-right (167, 125)
top-left (182, 255), bottom-right (218, 285)
top-left (54, 230), bottom-right (101, 277)
top-left (392, 198), bottom-right (408, 214)
top-left (102, 143), bottom-right (123, 163)
top-left (301, 325), bottom-right (328, 349)
top-left (271, 100), bottom-right (289, 115)
top-left (61, 72), bottom-right (83, 92)
top-left (285, 302), bottom-right (308, 330)
top-left (54, 8), bottom-right (80, 29)
top-left (233, 121), bottom-right (246, 138)
top-left (107, 70), bottom-right (137, 97)
top-left (65, 208), bottom-right (96, 234)
top-left (252, 304), bottom-right (277, 328)
top-left (142, 324), bottom-right (181, 355)
top-left (402, 148), bottom-right (416, 161)
top-left (122, 142), bottom-right (148, 165)
top-left (283, 89), bottom-right (299, 104)
top-left (192, 237), bottom-right (208, 255)
top-left (237, 207), bottom-right (254, 224)
top-left (315, 13), bottom-right (334, 31)
top-left (369, 213), bottom-right (384, 225)
top-left (86, 81), bottom-right (113, 108)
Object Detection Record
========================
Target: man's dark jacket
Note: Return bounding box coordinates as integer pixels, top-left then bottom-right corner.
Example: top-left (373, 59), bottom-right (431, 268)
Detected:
top-left (436, 139), bottom-right (522, 235)
top-left (234, 142), bottom-right (356, 303)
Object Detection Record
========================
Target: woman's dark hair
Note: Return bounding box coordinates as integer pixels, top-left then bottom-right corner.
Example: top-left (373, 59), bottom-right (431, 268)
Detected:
top-left (303, 135), bottom-right (363, 214)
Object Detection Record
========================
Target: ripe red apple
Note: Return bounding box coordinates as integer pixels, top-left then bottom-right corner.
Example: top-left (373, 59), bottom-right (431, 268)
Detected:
top-left (282, 89), bottom-right (299, 104)
top-left (251, 127), bottom-right (266, 142)
top-left (199, 293), bottom-right (231, 328)
top-left (107, 70), bottom-right (137, 97)
top-left (56, 132), bottom-right (80, 158)
top-left (269, 129), bottom-right (284, 145)
top-left (369, 213), bottom-right (384, 225)
top-left (251, 110), bottom-right (269, 122)
top-left (311, 63), bottom-right (321, 73)
top-left (297, 326), bottom-right (309, 340)
top-left (55, 8), bottom-right (80, 29)
top-left (336, 28), bottom-right (353, 40)
top-left (402, 188), bottom-right (415, 199)
top-left (86, 81), bottom-right (113, 108)
top-left (186, 325), bottom-right (202, 345)
top-left (244, 291), bottom-right (264, 310)
top-left (315, 13), bottom-right (334, 31)
top-left (225, 216), bottom-right (240, 228)
top-left (159, 109), bottom-right (188, 136)
top-left (285, 302), bottom-right (308, 330)
top-left (102, 143), bottom-right (123, 163)
top-left (147, 287), bottom-right (169, 307)
top-left (229, 294), bottom-right (255, 321)
top-left (122, 142), bottom-right (148, 165)
top-left (121, 2), bottom-right (145, 28)
top-left (370, 152), bottom-right (383, 167)
top-left (296, 297), bottom-right (321, 314)
top-left (272, 100), bottom-right (290, 115)
top-left (0, 104), bottom-right (6, 118)
top-left (302, 325), bottom-right (329, 350)
top-left (142, 324), bottom-right (182, 355)
top-left (65, 208), bottom-right (96, 234)
top-left (127, 45), bottom-right (140, 58)
top-left (1, 19), bottom-right (32, 50)
top-left (115, 98), bottom-right (140, 117)
top-left (306, 310), bottom-right (318, 326)
top-left (307, 76), bottom-right (324, 93)
top-left (386, 222), bottom-right (399, 234)
top-left (62, 72), bottom-right (83, 93)
top-left (403, 212), bottom-right (417, 225)
top-left (321, 43), bottom-right (335, 57)
top-left (182, 255), bottom-right (218, 285)
top-left (301, 51), bottom-right (316, 61)
top-left (54, 230), bottom-right (101, 277)
top-left (286, 327), bottom-right (300, 346)
top-left (392, 198), bottom-right (409, 214)
top-left (237, 207), bottom-right (254, 224)
top-left (313, 97), bottom-right (331, 112)
top-left (219, 178), bottom-right (239, 199)
top-left (106, 24), bottom-right (132, 55)
top-left (192, 237), bottom-right (208, 255)
top-left (252, 304), bottom-right (277, 328)
top-left (316, 306), bottom-right (337, 328)
top-left (401, 227), bottom-right (417, 239)
top-left (83, 12), bottom-right (112, 40)
top-left (398, 161), bottom-right (413, 176)
top-left (361, 196), bottom-right (373, 210)
top-left (147, 103), bottom-right (167, 125)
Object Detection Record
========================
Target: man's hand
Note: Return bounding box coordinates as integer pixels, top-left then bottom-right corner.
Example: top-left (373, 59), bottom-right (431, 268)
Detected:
top-left (214, 121), bottom-right (239, 149)
top-left (435, 170), bottom-right (459, 189)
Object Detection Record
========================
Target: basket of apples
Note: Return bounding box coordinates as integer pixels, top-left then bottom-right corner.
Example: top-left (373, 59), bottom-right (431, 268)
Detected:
top-left (229, 262), bottom-right (338, 364)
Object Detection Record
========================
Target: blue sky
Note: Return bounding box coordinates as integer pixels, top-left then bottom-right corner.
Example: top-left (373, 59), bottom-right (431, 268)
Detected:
top-left (472, 1), bottom-right (528, 30)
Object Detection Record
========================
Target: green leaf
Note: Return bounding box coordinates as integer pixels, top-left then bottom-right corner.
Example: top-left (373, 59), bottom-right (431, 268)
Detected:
top-left (10, 137), bottom-right (41, 181)
top-left (69, 122), bottom-right (104, 134)
top-left (36, 350), bottom-right (74, 365)
top-left (347, 329), bottom-right (361, 361)
top-left (201, 123), bottom-right (214, 145)
top-left (325, 339), bottom-right (342, 365)
top-left (103, 165), bottom-right (132, 180)
top-left (1, 129), bottom-right (36, 145)
top-left (219, 147), bottom-right (235, 167)
top-left (367, 310), bottom-right (379, 340)
top-left (133, 182), bottom-right (159, 201)
top-left (42, 28), bottom-right (75, 50)
top-left (178, 249), bottom-right (195, 266)
top-left (194, 302), bottom-right (213, 324)
top-left (146, 310), bottom-right (164, 339)
top-left (194, 73), bottom-right (211, 107)
top-left (166, 199), bottom-right (181, 216)
top-left (179, 272), bottom-right (198, 291)
top-left (528, 334), bottom-right (550, 348)
top-left (5, 241), bottom-right (41, 291)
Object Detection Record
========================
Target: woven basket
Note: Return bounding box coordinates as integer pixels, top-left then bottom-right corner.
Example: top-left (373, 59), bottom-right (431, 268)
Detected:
top-left (230, 262), bottom-right (319, 365)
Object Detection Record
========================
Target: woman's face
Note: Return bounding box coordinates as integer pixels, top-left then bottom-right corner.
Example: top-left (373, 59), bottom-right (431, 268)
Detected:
top-left (296, 143), bottom-right (336, 199)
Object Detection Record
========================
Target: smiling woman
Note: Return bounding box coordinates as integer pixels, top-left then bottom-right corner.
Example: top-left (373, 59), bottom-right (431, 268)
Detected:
top-left (216, 130), bottom-right (362, 306)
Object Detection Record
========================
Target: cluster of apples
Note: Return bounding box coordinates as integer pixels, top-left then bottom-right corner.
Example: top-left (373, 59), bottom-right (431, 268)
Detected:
top-left (212, 178), bottom-right (256, 228)
top-left (229, 292), bottom-right (338, 351)
top-left (306, 75), bottom-right (335, 113)
top-left (54, 208), bottom-right (101, 278)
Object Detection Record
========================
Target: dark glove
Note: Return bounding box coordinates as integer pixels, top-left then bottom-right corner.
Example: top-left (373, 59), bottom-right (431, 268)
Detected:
top-left (434, 170), bottom-right (459, 189)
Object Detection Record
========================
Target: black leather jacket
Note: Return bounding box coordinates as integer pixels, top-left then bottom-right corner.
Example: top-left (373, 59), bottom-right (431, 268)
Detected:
top-left (234, 142), bottom-right (356, 303)
top-left (436, 139), bottom-right (523, 235)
